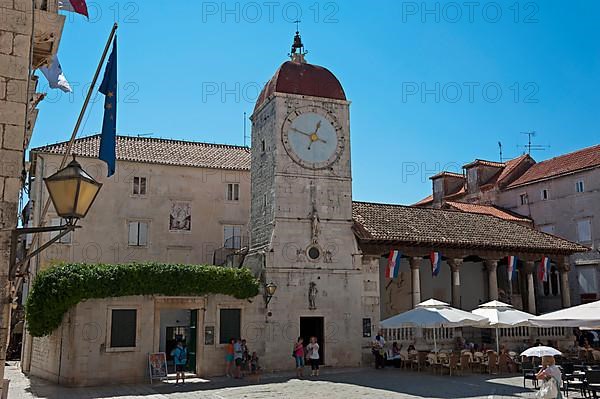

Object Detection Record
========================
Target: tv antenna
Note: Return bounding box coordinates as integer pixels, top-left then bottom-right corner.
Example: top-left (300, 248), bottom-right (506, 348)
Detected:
top-left (136, 133), bottom-right (153, 138)
top-left (518, 130), bottom-right (550, 154)
top-left (243, 112), bottom-right (250, 147)
top-left (498, 141), bottom-right (503, 162)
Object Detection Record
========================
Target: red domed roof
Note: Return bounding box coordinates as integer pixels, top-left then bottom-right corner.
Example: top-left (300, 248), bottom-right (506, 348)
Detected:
top-left (254, 60), bottom-right (346, 111)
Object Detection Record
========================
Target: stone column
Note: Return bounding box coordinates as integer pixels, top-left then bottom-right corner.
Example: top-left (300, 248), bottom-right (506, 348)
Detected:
top-left (485, 259), bottom-right (499, 301)
top-left (557, 257), bottom-right (572, 308)
top-left (524, 261), bottom-right (537, 315)
top-left (448, 258), bottom-right (463, 308)
top-left (409, 257), bottom-right (422, 308)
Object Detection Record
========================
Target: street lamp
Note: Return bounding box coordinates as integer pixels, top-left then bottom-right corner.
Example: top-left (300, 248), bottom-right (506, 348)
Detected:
top-left (264, 282), bottom-right (277, 308)
top-left (9, 156), bottom-right (102, 279)
top-left (44, 156), bottom-right (103, 223)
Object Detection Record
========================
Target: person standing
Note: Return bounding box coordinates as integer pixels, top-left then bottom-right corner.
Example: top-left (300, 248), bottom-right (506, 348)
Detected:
top-left (306, 336), bottom-right (320, 377)
top-left (293, 337), bottom-right (305, 378)
top-left (171, 341), bottom-right (188, 385)
top-left (234, 338), bottom-right (244, 378)
top-left (536, 355), bottom-right (562, 399)
top-left (225, 338), bottom-right (235, 377)
top-left (372, 332), bottom-right (386, 369)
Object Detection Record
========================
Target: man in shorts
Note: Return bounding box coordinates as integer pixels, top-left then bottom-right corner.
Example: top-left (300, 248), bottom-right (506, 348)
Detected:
top-left (171, 341), bottom-right (187, 384)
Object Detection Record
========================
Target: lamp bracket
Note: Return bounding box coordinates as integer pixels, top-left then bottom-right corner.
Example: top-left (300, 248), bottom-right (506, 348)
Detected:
top-left (9, 224), bottom-right (81, 280)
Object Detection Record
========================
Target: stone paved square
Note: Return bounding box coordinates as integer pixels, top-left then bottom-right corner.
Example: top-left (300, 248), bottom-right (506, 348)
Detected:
top-left (6, 361), bottom-right (587, 399)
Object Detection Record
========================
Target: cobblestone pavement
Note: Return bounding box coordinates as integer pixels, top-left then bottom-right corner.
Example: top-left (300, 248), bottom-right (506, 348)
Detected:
top-left (6, 362), bottom-right (585, 399)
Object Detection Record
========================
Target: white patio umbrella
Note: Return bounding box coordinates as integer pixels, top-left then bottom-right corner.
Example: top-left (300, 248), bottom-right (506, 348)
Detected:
top-left (472, 300), bottom-right (535, 353)
top-left (520, 346), bottom-right (562, 358)
top-left (380, 299), bottom-right (488, 352)
top-left (530, 300), bottom-right (600, 328)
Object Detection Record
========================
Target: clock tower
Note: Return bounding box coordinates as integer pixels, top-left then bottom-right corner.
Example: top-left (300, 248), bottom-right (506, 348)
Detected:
top-left (243, 32), bottom-right (378, 369)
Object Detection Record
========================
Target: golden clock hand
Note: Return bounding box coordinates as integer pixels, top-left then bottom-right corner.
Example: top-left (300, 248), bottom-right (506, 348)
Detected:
top-left (313, 120), bottom-right (322, 134)
top-left (291, 127), bottom-right (311, 138)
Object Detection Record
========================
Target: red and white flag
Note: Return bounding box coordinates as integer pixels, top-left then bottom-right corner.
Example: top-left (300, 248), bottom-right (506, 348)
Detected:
top-left (59, 0), bottom-right (89, 18)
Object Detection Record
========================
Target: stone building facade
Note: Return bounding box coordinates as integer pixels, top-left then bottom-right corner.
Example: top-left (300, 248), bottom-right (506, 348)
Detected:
top-left (416, 145), bottom-right (600, 311)
top-left (23, 135), bottom-right (252, 377)
top-left (22, 35), bottom-right (588, 387)
top-left (0, 0), bottom-right (65, 396)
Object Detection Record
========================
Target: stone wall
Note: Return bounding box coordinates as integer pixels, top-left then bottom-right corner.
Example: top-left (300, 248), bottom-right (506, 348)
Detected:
top-left (0, 0), bottom-right (33, 394)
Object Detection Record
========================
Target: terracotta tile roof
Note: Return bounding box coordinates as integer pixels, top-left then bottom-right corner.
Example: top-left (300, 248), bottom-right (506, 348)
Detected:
top-left (463, 159), bottom-right (505, 169)
top-left (413, 195), bottom-right (433, 206)
top-left (497, 154), bottom-right (531, 184)
top-left (507, 145), bottom-right (600, 188)
top-left (31, 134), bottom-right (251, 170)
top-left (352, 201), bottom-right (587, 254)
top-left (430, 171), bottom-right (464, 180)
top-left (444, 201), bottom-right (532, 224)
top-left (255, 61), bottom-right (346, 111)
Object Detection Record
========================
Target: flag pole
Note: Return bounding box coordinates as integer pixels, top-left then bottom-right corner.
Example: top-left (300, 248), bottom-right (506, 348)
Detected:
top-left (14, 22), bottom-right (118, 287)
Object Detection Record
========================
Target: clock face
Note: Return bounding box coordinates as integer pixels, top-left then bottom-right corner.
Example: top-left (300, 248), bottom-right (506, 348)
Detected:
top-left (282, 108), bottom-right (344, 170)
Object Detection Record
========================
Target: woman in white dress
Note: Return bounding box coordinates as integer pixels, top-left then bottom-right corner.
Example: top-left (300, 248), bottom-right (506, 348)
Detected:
top-left (536, 356), bottom-right (562, 399)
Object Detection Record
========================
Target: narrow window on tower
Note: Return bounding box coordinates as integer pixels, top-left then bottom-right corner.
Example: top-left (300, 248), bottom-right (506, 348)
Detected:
top-left (261, 139), bottom-right (266, 152)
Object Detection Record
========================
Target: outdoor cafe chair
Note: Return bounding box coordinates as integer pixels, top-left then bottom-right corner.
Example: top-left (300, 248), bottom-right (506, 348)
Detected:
top-left (522, 361), bottom-right (538, 388)
top-left (442, 354), bottom-right (460, 376)
top-left (473, 351), bottom-right (485, 373)
top-left (408, 350), bottom-right (418, 370)
top-left (585, 369), bottom-right (600, 399)
top-left (498, 353), bottom-right (513, 374)
top-left (562, 362), bottom-right (586, 398)
top-left (483, 351), bottom-right (499, 374)
top-left (459, 352), bottom-right (472, 374)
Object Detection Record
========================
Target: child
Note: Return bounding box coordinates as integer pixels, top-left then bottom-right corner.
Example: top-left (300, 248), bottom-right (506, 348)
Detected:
top-left (249, 352), bottom-right (261, 382)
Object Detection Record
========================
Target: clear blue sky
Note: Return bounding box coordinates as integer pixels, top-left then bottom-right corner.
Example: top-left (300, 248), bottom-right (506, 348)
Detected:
top-left (32, 0), bottom-right (600, 204)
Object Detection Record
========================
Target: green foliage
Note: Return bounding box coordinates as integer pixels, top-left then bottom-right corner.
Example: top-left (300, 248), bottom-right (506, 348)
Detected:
top-left (25, 262), bottom-right (260, 337)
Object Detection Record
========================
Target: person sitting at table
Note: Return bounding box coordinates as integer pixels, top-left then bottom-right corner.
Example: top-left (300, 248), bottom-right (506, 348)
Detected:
top-left (407, 343), bottom-right (416, 352)
top-left (499, 348), bottom-right (516, 373)
top-left (390, 342), bottom-right (403, 368)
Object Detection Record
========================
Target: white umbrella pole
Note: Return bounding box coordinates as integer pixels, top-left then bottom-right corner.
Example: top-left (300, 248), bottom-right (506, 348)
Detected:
top-left (496, 327), bottom-right (499, 354)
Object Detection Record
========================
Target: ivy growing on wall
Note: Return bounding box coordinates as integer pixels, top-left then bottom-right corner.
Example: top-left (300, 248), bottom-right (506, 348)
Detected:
top-left (25, 262), bottom-right (260, 337)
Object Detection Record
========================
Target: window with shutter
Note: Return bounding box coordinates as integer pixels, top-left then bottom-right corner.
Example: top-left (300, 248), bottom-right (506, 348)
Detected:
top-left (110, 309), bottom-right (137, 348)
top-left (577, 219), bottom-right (592, 243)
top-left (219, 308), bottom-right (241, 344)
top-left (128, 221), bottom-right (149, 246)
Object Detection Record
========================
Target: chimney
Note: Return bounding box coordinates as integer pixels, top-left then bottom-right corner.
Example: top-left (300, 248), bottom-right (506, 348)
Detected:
top-left (430, 172), bottom-right (465, 208)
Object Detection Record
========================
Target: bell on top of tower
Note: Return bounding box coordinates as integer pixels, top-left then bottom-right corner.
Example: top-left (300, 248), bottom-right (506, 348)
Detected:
top-left (289, 23), bottom-right (306, 63)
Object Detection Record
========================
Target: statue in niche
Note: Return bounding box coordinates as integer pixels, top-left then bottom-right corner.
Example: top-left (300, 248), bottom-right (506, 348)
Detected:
top-left (310, 206), bottom-right (320, 244)
top-left (308, 282), bottom-right (318, 310)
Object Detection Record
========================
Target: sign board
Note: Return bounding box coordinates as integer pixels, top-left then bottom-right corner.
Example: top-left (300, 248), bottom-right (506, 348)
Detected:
top-left (148, 352), bottom-right (168, 383)
top-left (205, 326), bottom-right (215, 345)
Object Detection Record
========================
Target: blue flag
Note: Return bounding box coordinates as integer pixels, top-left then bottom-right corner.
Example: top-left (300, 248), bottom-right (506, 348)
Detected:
top-left (99, 37), bottom-right (117, 177)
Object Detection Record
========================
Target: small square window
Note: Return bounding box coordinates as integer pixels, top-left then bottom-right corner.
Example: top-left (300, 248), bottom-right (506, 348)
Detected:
top-left (133, 177), bottom-right (147, 196)
top-left (576, 181), bottom-right (585, 193)
top-left (110, 309), bottom-right (137, 348)
top-left (519, 194), bottom-right (528, 205)
top-left (128, 221), bottom-right (148, 246)
top-left (227, 183), bottom-right (240, 201)
top-left (541, 189), bottom-right (549, 201)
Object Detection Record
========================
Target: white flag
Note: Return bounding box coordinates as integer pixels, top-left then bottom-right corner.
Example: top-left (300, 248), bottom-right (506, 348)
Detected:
top-left (40, 55), bottom-right (72, 93)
